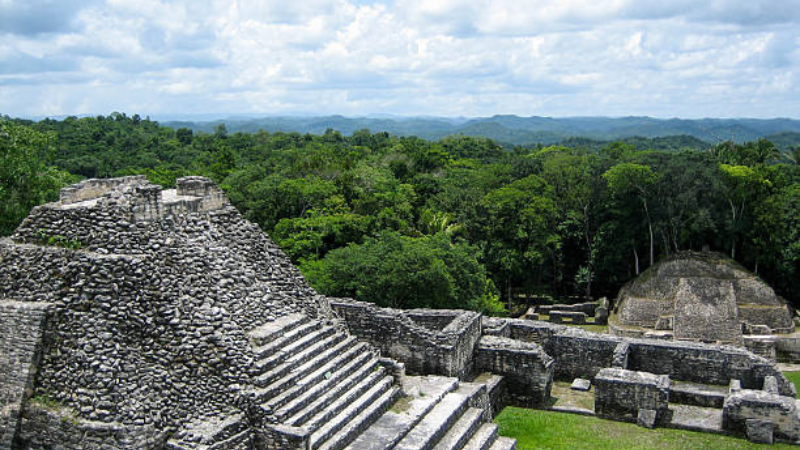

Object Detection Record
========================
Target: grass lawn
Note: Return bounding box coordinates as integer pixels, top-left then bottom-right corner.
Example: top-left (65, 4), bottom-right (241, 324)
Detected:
top-left (783, 371), bottom-right (800, 397)
top-left (495, 407), bottom-right (794, 450)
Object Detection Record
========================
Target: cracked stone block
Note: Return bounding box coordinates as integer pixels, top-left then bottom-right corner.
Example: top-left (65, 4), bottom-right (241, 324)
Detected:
top-left (746, 419), bottom-right (774, 444)
top-left (570, 378), bottom-right (591, 391)
top-left (637, 409), bottom-right (657, 429)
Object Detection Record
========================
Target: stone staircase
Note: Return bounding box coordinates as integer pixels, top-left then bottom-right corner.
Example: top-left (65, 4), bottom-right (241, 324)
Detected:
top-left (169, 313), bottom-right (516, 450)
top-left (248, 313), bottom-right (402, 450)
top-left (346, 376), bottom-right (515, 450)
top-left (167, 413), bottom-right (251, 450)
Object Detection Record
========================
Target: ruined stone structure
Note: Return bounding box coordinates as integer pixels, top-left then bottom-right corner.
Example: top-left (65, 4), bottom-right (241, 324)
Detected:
top-left (609, 251), bottom-right (797, 359)
top-left (0, 177), bottom-right (517, 450)
top-left (1, 177), bottom-right (798, 448)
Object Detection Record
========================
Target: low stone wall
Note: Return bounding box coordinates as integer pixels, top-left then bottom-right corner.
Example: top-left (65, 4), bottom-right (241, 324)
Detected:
top-left (176, 177), bottom-right (230, 212)
top-left (16, 405), bottom-right (168, 450)
top-left (499, 319), bottom-right (795, 397)
top-left (626, 339), bottom-right (793, 395)
top-left (473, 336), bottom-right (554, 407)
top-left (538, 302), bottom-right (597, 316)
top-left (59, 176), bottom-right (147, 205)
top-left (0, 302), bottom-right (50, 450)
top-left (594, 368), bottom-right (670, 426)
top-left (330, 300), bottom-right (481, 378)
top-left (548, 311), bottom-right (587, 324)
top-left (776, 335), bottom-right (800, 363)
top-left (723, 389), bottom-right (800, 443)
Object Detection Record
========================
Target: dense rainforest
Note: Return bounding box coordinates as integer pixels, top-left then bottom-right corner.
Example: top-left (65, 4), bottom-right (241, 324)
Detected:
top-left (2, 113), bottom-right (799, 315)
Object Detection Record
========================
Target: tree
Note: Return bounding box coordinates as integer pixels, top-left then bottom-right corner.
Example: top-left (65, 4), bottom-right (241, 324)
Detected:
top-left (718, 164), bottom-right (772, 259)
top-left (538, 147), bottom-right (599, 299)
top-left (603, 163), bottom-right (658, 271)
top-left (477, 175), bottom-right (559, 307)
top-left (302, 232), bottom-right (503, 313)
top-left (0, 121), bottom-right (76, 235)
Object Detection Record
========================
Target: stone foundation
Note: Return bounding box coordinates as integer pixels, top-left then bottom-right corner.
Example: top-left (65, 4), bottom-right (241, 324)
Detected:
top-left (594, 368), bottom-right (670, 425)
top-left (473, 336), bottom-right (553, 407)
top-left (330, 300), bottom-right (481, 378)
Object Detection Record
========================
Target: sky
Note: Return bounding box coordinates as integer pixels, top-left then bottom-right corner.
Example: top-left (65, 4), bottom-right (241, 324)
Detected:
top-left (1, 0), bottom-right (799, 119)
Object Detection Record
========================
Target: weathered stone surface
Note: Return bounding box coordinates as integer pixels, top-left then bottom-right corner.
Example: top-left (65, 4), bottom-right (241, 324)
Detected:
top-left (637, 409), bottom-right (657, 429)
top-left (0, 302), bottom-right (49, 450)
top-left (746, 419), bottom-right (774, 444)
top-left (330, 300), bottom-right (481, 378)
top-left (0, 177), bottom-right (335, 449)
top-left (594, 368), bottom-right (670, 424)
top-left (723, 389), bottom-right (800, 442)
top-left (473, 336), bottom-right (553, 407)
top-left (497, 318), bottom-right (796, 397)
top-left (1, 177), bottom-right (518, 450)
top-left (570, 379), bottom-right (591, 391)
top-left (610, 251), bottom-right (794, 344)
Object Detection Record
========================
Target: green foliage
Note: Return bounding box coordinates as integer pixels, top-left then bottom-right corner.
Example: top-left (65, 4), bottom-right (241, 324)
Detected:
top-left (35, 230), bottom-right (82, 249)
top-left (0, 121), bottom-right (79, 235)
top-left (302, 232), bottom-right (503, 313)
top-left (5, 114), bottom-right (800, 310)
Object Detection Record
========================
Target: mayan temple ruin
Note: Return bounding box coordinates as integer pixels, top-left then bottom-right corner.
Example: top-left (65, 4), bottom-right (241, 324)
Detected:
top-left (2, 176), bottom-right (800, 448)
top-left (609, 251), bottom-right (799, 360)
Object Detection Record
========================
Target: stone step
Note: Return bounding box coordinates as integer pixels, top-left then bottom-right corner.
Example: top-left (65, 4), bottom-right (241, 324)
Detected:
top-left (487, 437), bottom-right (515, 450)
top-left (299, 368), bottom-right (390, 430)
top-left (255, 331), bottom-right (348, 388)
top-left (207, 429), bottom-right (251, 450)
top-left (432, 408), bottom-right (484, 450)
top-left (308, 375), bottom-right (395, 439)
top-left (344, 376), bottom-right (461, 450)
top-left (278, 348), bottom-right (379, 423)
top-left (267, 342), bottom-right (375, 416)
top-left (167, 413), bottom-right (248, 450)
top-left (253, 324), bottom-right (333, 373)
top-left (313, 385), bottom-right (402, 450)
top-left (248, 313), bottom-right (309, 347)
top-left (394, 392), bottom-right (471, 450)
top-left (461, 424), bottom-right (499, 450)
top-left (252, 335), bottom-right (357, 405)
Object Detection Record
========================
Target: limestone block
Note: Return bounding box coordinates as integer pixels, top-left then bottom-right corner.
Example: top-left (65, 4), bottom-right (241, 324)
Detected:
top-left (723, 389), bottom-right (800, 442)
top-left (654, 315), bottom-right (673, 331)
top-left (570, 379), bottom-right (591, 391)
top-left (594, 368), bottom-right (669, 424)
top-left (746, 419), bottom-right (774, 444)
top-left (637, 409), bottom-right (658, 429)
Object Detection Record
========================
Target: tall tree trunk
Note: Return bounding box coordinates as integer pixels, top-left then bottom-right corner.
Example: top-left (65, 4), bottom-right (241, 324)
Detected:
top-left (643, 202), bottom-right (654, 267)
top-left (506, 276), bottom-right (512, 314)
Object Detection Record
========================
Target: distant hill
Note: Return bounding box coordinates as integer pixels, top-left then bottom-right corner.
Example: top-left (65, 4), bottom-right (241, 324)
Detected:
top-left (162, 115), bottom-right (800, 147)
top-left (554, 135), bottom-right (713, 152)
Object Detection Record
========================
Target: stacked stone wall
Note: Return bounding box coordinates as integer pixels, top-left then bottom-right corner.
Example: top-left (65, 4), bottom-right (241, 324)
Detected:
top-left (17, 406), bottom-right (168, 450)
top-left (59, 176), bottom-right (147, 205)
top-left (594, 368), bottom-right (670, 425)
top-left (0, 178), bottom-right (336, 448)
top-left (499, 319), bottom-right (794, 396)
top-left (330, 300), bottom-right (480, 378)
top-left (473, 336), bottom-right (553, 407)
top-left (723, 390), bottom-right (800, 443)
top-left (0, 302), bottom-right (49, 450)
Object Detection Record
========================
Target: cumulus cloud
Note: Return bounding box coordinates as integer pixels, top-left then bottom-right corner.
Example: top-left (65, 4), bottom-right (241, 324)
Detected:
top-left (0, 0), bottom-right (798, 118)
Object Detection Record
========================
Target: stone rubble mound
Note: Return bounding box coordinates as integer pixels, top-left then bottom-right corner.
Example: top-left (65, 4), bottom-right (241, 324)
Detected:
top-left (610, 251), bottom-right (794, 344)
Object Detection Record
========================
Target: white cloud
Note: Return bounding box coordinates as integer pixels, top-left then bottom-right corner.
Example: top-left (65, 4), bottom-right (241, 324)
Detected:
top-left (0, 0), bottom-right (798, 118)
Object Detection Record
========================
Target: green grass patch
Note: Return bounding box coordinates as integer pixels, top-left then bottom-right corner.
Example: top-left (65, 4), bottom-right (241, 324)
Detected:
top-left (495, 407), bottom-right (793, 450)
top-left (783, 371), bottom-right (800, 398)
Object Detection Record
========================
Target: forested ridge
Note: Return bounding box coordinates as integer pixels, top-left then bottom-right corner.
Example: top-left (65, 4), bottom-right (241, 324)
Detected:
top-left (2, 113), bottom-right (799, 314)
